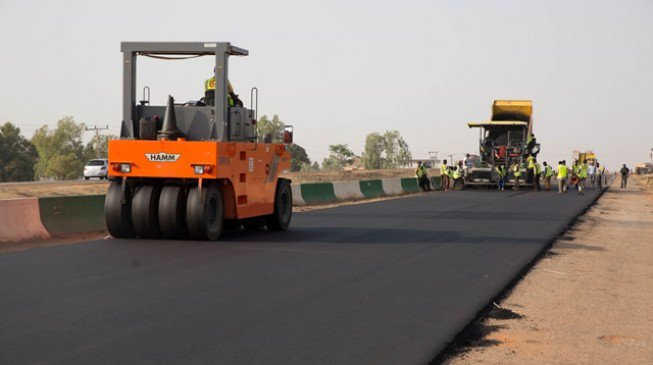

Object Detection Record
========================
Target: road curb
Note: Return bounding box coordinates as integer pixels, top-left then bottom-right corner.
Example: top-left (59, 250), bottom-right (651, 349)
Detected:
top-left (0, 177), bottom-right (428, 243)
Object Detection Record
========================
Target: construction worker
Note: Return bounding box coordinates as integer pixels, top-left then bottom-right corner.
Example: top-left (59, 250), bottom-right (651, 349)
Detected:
top-left (512, 162), bottom-right (522, 191)
top-left (533, 158), bottom-right (541, 192)
top-left (496, 164), bottom-right (506, 191)
top-left (577, 160), bottom-right (588, 195)
top-left (204, 71), bottom-right (243, 107)
top-left (542, 161), bottom-right (554, 191)
top-left (620, 164), bottom-right (630, 188)
top-left (451, 161), bottom-right (465, 191)
top-left (557, 160), bottom-right (568, 193)
top-left (588, 162), bottom-right (597, 186)
top-left (440, 159), bottom-right (450, 191)
top-left (526, 154), bottom-right (535, 184)
top-left (597, 163), bottom-right (605, 189)
top-left (415, 161), bottom-right (431, 192)
top-left (526, 133), bottom-right (537, 154)
top-left (571, 160), bottom-right (580, 191)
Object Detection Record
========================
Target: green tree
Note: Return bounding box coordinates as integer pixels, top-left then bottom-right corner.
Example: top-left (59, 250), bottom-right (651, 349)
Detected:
top-left (381, 130), bottom-right (412, 169)
top-left (32, 116), bottom-right (86, 180)
top-left (321, 144), bottom-right (355, 171)
top-left (256, 114), bottom-right (285, 142)
top-left (83, 134), bottom-right (117, 161)
top-left (288, 143), bottom-right (311, 172)
top-left (0, 122), bottom-right (38, 182)
top-left (361, 132), bottom-right (384, 169)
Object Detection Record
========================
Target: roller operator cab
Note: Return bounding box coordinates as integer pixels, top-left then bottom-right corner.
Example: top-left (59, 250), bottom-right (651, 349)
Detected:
top-left (105, 42), bottom-right (293, 240)
top-left (466, 100), bottom-right (541, 188)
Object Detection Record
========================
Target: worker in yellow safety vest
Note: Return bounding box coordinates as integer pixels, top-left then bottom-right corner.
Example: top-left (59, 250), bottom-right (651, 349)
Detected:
top-left (440, 159), bottom-right (450, 191)
top-left (496, 164), bottom-right (507, 191)
top-left (204, 71), bottom-right (243, 107)
top-left (451, 161), bottom-right (465, 191)
top-left (557, 160), bottom-right (568, 193)
top-left (415, 162), bottom-right (431, 191)
top-left (542, 161), bottom-right (554, 191)
top-left (526, 154), bottom-right (536, 185)
top-left (533, 159), bottom-right (541, 191)
top-left (512, 162), bottom-right (522, 191)
top-left (577, 161), bottom-right (588, 195)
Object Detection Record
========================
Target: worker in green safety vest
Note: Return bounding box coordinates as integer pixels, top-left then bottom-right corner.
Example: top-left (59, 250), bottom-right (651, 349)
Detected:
top-left (512, 162), bottom-right (522, 191)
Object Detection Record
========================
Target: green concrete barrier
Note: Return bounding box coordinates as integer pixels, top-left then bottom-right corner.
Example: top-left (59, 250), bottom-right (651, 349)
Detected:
top-left (300, 183), bottom-right (337, 204)
top-left (38, 195), bottom-right (106, 235)
top-left (430, 176), bottom-right (443, 190)
top-left (400, 178), bottom-right (420, 193)
top-left (359, 179), bottom-right (385, 198)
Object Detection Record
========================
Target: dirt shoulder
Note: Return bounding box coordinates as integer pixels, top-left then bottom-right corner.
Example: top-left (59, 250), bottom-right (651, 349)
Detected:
top-left (445, 176), bottom-right (653, 364)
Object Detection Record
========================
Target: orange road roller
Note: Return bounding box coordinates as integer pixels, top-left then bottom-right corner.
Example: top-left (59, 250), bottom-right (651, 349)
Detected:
top-left (105, 42), bottom-right (293, 240)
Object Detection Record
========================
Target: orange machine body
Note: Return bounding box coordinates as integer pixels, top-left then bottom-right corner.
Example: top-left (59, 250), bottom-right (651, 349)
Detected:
top-left (108, 139), bottom-right (290, 219)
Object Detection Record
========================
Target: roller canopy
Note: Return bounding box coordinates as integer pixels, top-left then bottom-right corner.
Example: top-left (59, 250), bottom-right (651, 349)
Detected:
top-left (468, 121), bottom-right (529, 128)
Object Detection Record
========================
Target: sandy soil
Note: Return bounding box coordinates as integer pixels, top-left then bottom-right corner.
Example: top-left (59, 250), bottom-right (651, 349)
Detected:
top-left (0, 180), bottom-right (109, 200)
top-left (445, 176), bottom-right (653, 364)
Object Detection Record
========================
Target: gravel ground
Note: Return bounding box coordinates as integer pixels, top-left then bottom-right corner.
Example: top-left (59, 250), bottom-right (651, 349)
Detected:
top-left (445, 176), bottom-right (653, 364)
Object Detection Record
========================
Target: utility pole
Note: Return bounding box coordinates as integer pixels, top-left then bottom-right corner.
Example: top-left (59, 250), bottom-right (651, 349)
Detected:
top-left (85, 125), bottom-right (109, 158)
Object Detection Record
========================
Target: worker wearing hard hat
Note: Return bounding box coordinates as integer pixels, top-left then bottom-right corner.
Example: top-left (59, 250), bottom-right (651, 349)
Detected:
top-left (204, 70), bottom-right (243, 107)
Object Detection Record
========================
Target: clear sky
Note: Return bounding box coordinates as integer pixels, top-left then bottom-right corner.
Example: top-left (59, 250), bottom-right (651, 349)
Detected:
top-left (1, 0), bottom-right (651, 170)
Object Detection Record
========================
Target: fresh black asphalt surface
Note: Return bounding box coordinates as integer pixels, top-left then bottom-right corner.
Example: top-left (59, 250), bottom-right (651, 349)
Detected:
top-left (0, 186), bottom-right (604, 364)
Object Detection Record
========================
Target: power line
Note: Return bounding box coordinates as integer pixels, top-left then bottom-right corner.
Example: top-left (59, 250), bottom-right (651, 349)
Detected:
top-left (85, 125), bottom-right (109, 158)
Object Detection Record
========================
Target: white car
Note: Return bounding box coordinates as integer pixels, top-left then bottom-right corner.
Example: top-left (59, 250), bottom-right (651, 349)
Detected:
top-left (84, 159), bottom-right (109, 180)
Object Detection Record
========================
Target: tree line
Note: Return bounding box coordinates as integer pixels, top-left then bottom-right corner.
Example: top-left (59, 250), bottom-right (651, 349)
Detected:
top-left (0, 115), bottom-right (413, 182)
top-left (257, 115), bottom-right (412, 172)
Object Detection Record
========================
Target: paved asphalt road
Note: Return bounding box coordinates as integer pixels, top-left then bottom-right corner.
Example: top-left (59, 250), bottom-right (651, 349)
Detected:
top-left (0, 186), bottom-right (604, 364)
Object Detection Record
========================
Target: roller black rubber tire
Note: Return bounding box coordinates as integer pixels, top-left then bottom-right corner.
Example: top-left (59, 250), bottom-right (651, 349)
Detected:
top-left (105, 181), bottom-right (135, 238)
top-left (186, 183), bottom-right (223, 241)
top-left (242, 217), bottom-right (266, 231)
top-left (264, 179), bottom-right (292, 231)
top-left (158, 186), bottom-right (187, 239)
top-left (131, 185), bottom-right (161, 238)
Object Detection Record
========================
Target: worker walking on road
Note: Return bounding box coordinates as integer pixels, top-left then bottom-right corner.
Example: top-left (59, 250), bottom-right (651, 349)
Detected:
top-left (620, 164), bottom-right (630, 188)
top-left (496, 164), bottom-right (507, 191)
top-left (542, 161), bottom-right (553, 191)
top-left (440, 159), bottom-right (450, 191)
top-left (577, 160), bottom-right (588, 195)
top-left (512, 162), bottom-right (522, 191)
top-left (557, 160), bottom-right (568, 193)
top-left (588, 162), bottom-right (597, 186)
